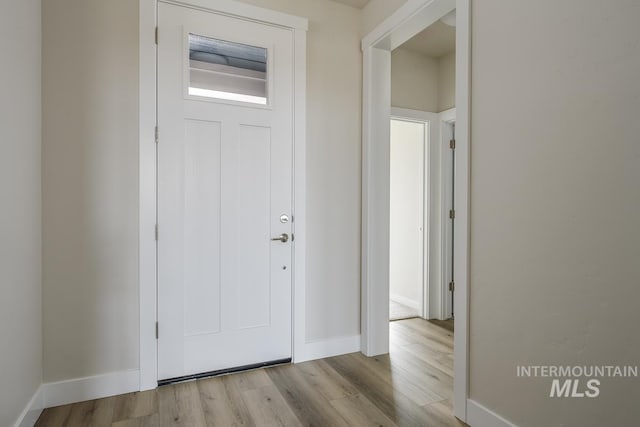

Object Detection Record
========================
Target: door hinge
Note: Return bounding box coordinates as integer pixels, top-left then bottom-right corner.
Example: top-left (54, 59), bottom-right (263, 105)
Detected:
top-left (154, 126), bottom-right (159, 144)
top-left (449, 281), bottom-right (455, 292)
top-left (155, 224), bottom-right (159, 241)
top-left (155, 322), bottom-right (159, 339)
top-left (155, 27), bottom-right (158, 45)
top-left (449, 209), bottom-right (456, 219)
top-left (450, 139), bottom-right (456, 149)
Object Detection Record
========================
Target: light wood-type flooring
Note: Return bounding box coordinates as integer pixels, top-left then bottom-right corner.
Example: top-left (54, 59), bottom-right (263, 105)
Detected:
top-left (36, 318), bottom-right (465, 427)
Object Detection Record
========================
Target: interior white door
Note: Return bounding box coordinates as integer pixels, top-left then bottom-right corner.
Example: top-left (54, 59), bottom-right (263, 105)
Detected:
top-left (157, 2), bottom-right (294, 381)
top-left (389, 119), bottom-right (425, 316)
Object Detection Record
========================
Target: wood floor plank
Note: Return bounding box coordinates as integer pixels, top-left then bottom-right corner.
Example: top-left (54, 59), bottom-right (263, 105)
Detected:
top-left (399, 319), bottom-right (454, 346)
top-left (354, 352), bottom-right (446, 405)
top-left (226, 368), bottom-right (272, 392)
top-left (420, 400), bottom-right (468, 427)
top-left (389, 326), bottom-right (414, 347)
top-left (329, 394), bottom-right (398, 427)
top-left (112, 390), bottom-right (157, 423)
top-left (325, 353), bottom-right (429, 427)
top-left (240, 385), bottom-right (302, 427)
top-left (111, 413), bottom-right (159, 427)
top-left (295, 359), bottom-right (359, 401)
top-left (390, 322), bottom-right (453, 352)
top-left (35, 404), bottom-right (72, 427)
top-left (401, 342), bottom-right (454, 377)
top-left (266, 364), bottom-right (351, 426)
top-left (197, 375), bottom-right (255, 427)
top-left (63, 397), bottom-right (115, 427)
top-left (61, 401), bottom-right (94, 427)
top-left (389, 349), bottom-right (453, 400)
top-left (428, 319), bottom-right (454, 333)
top-left (158, 381), bottom-right (206, 427)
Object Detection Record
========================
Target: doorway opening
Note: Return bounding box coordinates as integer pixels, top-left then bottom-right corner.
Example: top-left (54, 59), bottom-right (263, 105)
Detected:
top-left (386, 18), bottom-right (458, 415)
top-left (361, 0), bottom-right (469, 421)
top-left (389, 117), bottom-right (426, 321)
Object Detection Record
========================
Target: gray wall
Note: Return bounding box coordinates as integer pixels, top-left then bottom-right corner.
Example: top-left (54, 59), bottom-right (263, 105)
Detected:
top-left (42, 0), bottom-right (139, 382)
top-left (0, 0), bottom-right (42, 425)
top-left (437, 50), bottom-right (455, 111)
top-left (391, 48), bottom-right (455, 113)
top-left (470, 1), bottom-right (640, 425)
top-left (391, 48), bottom-right (439, 112)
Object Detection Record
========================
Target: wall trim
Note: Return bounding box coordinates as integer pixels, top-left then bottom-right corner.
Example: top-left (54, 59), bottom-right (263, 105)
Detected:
top-left (161, 0), bottom-right (307, 30)
top-left (467, 399), bottom-right (518, 427)
top-left (13, 385), bottom-right (44, 427)
top-left (438, 108), bottom-right (456, 321)
top-left (42, 370), bottom-right (140, 409)
top-left (139, 0), bottom-right (158, 393)
top-left (297, 335), bottom-right (361, 363)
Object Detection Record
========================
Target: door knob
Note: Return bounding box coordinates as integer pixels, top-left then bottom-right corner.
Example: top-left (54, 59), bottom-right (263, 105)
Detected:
top-left (271, 233), bottom-right (289, 243)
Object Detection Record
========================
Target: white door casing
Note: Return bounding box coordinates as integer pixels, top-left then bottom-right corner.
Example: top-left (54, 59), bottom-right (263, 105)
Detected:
top-left (361, 0), bottom-right (469, 421)
top-left (441, 114), bottom-right (456, 320)
top-left (157, 2), bottom-right (295, 380)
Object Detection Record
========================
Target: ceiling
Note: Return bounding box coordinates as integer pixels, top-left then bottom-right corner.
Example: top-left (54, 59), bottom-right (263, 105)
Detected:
top-left (398, 20), bottom-right (456, 58)
top-left (329, 0), bottom-right (371, 9)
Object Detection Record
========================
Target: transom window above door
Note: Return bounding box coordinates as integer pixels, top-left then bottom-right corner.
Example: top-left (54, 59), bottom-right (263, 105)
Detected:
top-left (188, 33), bottom-right (268, 105)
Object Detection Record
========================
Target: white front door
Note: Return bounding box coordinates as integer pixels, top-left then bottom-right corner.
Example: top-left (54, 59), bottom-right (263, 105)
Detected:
top-left (157, 1), bottom-right (294, 381)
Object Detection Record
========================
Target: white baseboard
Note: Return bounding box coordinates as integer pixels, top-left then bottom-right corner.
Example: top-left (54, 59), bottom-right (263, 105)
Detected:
top-left (13, 385), bottom-right (44, 427)
top-left (390, 293), bottom-right (420, 310)
top-left (467, 399), bottom-right (517, 427)
top-left (42, 370), bottom-right (140, 409)
top-left (296, 335), bottom-right (361, 363)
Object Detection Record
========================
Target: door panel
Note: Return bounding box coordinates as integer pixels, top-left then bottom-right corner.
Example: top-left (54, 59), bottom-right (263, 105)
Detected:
top-left (233, 124), bottom-right (271, 329)
top-left (157, 2), bottom-right (293, 380)
top-left (183, 119), bottom-right (222, 336)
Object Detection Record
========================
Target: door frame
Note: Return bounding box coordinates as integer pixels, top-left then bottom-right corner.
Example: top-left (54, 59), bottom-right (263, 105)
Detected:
top-left (439, 107), bottom-right (456, 320)
top-left (389, 108), bottom-right (437, 320)
top-left (361, 0), bottom-right (470, 421)
top-left (139, 0), bottom-right (308, 391)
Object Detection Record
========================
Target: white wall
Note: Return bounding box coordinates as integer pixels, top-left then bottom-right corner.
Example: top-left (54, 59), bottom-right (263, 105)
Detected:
top-left (391, 48), bottom-right (439, 112)
top-left (389, 119), bottom-right (425, 309)
top-left (42, 0), bottom-right (139, 382)
top-left (0, 0), bottom-right (42, 425)
top-left (236, 0), bottom-right (363, 342)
